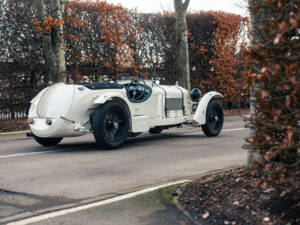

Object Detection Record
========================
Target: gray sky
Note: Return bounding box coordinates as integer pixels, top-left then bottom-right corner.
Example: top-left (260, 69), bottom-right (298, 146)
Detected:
top-left (106, 0), bottom-right (248, 16)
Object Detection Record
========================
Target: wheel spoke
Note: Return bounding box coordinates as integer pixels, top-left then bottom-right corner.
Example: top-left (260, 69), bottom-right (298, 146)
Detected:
top-left (103, 110), bottom-right (123, 142)
top-left (112, 129), bottom-right (118, 138)
top-left (211, 108), bottom-right (222, 130)
top-left (209, 110), bottom-right (220, 129)
top-left (112, 114), bottom-right (119, 123)
top-left (211, 120), bottom-right (216, 129)
top-left (109, 130), bottom-right (114, 141)
top-left (109, 112), bottom-right (115, 120)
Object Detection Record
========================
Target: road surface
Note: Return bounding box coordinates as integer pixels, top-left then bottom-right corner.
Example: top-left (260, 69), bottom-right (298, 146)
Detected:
top-left (0, 115), bottom-right (248, 224)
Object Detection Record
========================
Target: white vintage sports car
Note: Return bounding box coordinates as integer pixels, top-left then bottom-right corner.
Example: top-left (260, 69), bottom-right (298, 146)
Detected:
top-left (28, 79), bottom-right (224, 149)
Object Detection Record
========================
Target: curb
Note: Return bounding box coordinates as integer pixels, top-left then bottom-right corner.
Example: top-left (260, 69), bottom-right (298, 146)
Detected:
top-left (173, 184), bottom-right (203, 225)
top-left (0, 130), bottom-right (29, 136)
top-left (5, 180), bottom-right (190, 225)
top-left (1, 167), bottom-right (245, 224)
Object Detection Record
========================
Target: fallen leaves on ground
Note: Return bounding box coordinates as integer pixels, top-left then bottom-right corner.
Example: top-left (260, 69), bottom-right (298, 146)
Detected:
top-left (0, 119), bottom-right (28, 132)
top-left (178, 167), bottom-right (300, 225)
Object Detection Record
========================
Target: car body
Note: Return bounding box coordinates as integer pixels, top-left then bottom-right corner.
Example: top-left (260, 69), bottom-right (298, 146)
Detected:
top-left (28, 79), bottom-right (224, 149)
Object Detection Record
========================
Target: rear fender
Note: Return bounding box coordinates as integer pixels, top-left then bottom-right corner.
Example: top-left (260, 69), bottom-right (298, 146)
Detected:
top-left (93, 92), bottom-right (132, 129)
top-left (193, 91), bottom-right (223, 125)
top-left (30, 87), bottom-right (49, 104)
top-left (28, 87), bottom-right (49, 118)
top-left (93, 92), bottom-right (128, 105)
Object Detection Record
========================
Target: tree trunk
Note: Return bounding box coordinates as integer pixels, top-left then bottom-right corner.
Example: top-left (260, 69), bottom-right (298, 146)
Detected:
top-left (247, 0), bottom-right (267, 165)
top-left (248, 84), bottom-right (261, 165)
top-left (174, 0), bottom-right (190, 91)
top-left (36, 0), bottom-right (67, 83)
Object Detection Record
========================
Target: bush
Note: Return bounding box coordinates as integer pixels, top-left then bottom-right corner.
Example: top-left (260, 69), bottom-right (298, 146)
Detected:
top-left (245, 0), bottom-right (300, 192)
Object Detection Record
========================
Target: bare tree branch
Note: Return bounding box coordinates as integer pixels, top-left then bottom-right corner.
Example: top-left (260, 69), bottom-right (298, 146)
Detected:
top-left (36, 0), bottom-right (46, 21)
top-left (183, 0), bottom-right (190, 11)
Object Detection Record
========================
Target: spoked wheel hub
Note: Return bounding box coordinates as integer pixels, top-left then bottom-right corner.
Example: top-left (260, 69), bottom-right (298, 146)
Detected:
top-left (202, 100), bottom-right (224, 137)
top-left (92, 101), bottom-right (129, 149)
top-left (209, 109), bottom-right (221, 130)
top-left (103, 112), bottom-right (123, 142)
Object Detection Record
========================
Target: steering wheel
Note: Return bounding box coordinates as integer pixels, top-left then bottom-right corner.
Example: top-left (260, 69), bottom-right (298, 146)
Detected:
top-left (127, 78), bottom-right (146, 102)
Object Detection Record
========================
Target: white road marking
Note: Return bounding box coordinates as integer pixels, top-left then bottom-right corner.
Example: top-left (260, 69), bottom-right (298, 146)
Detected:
top-left (7, 180), bottom-right (191, 225)
top-left (0, 130), bottom-right (29, 136)
top-left (0, 151), bottom-right (59, 159)
top-left (183, 127), bottom-right (248, 136)
top-left (222, 128), bottom-right (248, 132)
top-left (0, 128), bottom-right (248, 159)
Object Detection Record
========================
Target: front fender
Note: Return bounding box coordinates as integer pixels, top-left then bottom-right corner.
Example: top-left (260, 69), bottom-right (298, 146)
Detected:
top-left (93, 92), bottom-right (128, 105)
top-left (193, 91), bottom-right (223, 125)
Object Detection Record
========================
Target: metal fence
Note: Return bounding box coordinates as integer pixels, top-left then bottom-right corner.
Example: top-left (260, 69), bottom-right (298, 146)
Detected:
top-left (0, 70), bottom-right (164, 121)
top-left (0, 84), bottom-right (44, 120)
top-left (0, 70), bottom-right (249, 121)
top-left (0, 72), bottom-right (125, 121)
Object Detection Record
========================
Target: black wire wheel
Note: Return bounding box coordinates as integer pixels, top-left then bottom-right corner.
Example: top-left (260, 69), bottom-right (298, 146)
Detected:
top-left (92, 101), bottom-right (129, 149)
top-left (33, 134), bottom-right (63, 146)
top-left (202, 99), bottom-right (224, 137)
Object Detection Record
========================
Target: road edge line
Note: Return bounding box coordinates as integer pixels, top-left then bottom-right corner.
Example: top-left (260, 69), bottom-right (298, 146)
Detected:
top-left (222, 128), bottom-right (247, 132)
top-left (7, 179), bottom-right (191, 225)
top-left (0, 150), bottom-right (60, 159)
top-left (0, 130), bottom-right (29, 136)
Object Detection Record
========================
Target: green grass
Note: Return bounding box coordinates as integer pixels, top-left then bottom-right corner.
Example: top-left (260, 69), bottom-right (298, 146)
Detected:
top-left (159, 184), bottom-right (182, 206)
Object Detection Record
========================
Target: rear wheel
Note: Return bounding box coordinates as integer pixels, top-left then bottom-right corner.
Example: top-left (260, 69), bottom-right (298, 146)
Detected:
top-left (92, 101), bottom-right (129, 149)
top-left (202, 100), bottom-right (224, 137)
top-left (33, 134), bottom-right (63, 146)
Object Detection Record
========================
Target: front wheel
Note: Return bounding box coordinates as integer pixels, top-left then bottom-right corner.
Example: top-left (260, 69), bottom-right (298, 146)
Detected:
top-left (33, 134), bottom-right (63, 146)
top-left (92, 101), bottom-right (129, 149)
top-left (202, 100), bottom-right (224, 137)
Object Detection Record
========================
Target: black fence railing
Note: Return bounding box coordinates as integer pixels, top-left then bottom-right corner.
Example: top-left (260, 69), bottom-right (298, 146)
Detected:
top-left (0, 84), bottom-right (45, 120)
top-left (0, 70), bottom-right (249, 121)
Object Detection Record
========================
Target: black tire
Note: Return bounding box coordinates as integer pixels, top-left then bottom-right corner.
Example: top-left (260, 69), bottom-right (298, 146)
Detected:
top-left (92, 101), bottom-right (129, 149)
top-left (149, 127), bottom-right (163, 134)
top-left (202, 100), bottom-right (224, 137)
top-left (33, 134), bottom-right (63, 146)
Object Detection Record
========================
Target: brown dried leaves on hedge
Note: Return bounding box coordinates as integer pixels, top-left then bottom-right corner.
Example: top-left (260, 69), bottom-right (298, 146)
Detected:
top-left (244, 0), bottom-right (300, 191)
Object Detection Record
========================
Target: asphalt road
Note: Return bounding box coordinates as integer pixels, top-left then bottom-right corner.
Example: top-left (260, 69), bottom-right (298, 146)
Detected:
top-left (0, 115), bottom-right (249, 224)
